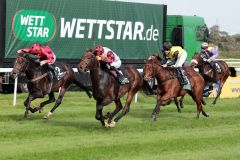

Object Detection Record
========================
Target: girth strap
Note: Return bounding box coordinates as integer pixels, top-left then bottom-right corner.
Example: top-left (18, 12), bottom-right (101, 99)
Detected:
top-left (28, 73), bottom-right (48, 82)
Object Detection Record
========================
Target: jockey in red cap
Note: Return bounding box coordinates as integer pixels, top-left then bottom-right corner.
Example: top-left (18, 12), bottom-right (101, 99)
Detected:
top-left (17, 43), bottom-right (57, 79)
top-left (94, 45), bottom-right (129, 84)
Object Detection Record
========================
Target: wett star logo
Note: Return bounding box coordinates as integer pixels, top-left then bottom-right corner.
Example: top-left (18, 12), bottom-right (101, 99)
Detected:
top-left (12, 10), bottom-right (56, 42)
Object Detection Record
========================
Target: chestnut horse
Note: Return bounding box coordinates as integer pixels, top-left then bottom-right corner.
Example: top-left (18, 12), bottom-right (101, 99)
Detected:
top-left (11, 54), bottom-right (92, 119)
top-left (78, 49), bottom-right (151, 128)
top-left (143, 55), bottom-right (209, 120)
top-left (191, 53), bottom-right (236, 106)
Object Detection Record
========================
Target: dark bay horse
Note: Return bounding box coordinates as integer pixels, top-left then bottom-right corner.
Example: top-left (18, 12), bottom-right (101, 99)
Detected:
top-left (143, 55), bottom-right (209, 120)
top-left (78, 49), bottom-right (151, 128)
top-left (11, 54), bottom-right (92, 119)
top-left (191, 53), bottom-right (236, 106)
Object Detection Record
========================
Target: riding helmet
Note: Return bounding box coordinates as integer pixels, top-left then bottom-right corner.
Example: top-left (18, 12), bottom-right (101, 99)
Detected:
top-left (95, 45), bottom-right (104, 55)
top-left (163, 42), bottom-right (172, 51)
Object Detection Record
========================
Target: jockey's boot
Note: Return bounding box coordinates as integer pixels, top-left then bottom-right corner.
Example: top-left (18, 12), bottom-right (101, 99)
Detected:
top-left (47, 64), bottom-right (57, 80)
top-left (177, 68), bottom-right (188, 85)
top-left (214, 63), bottom-right (222, 73)
top-left (112, 67), bottom-right (129, 85)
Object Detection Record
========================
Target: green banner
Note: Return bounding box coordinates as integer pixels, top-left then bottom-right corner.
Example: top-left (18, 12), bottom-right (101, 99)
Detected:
top-left (6, 0), bottom-right (165, 60)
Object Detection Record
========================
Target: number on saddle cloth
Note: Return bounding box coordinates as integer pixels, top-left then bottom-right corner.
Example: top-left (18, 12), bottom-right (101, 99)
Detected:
top-left (51, 64), bottom-right (66, 80)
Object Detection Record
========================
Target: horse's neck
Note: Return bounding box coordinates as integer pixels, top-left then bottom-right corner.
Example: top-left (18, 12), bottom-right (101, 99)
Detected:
top-left (25, 62), bottom-right (45, 80)
top-left (154, 64), bottom-right (174, 81)
top-left (89, 60), bottom-right (105, 86)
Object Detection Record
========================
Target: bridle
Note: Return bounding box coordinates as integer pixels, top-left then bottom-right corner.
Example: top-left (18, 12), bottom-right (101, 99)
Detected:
top-left (80, 51), bottom-right (100, 71)
top-left (13, 55), bottom-right (29, 74)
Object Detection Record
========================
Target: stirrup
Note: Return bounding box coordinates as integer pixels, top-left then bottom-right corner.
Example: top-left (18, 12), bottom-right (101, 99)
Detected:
top-left (120, 78), bottom-right (129, 84)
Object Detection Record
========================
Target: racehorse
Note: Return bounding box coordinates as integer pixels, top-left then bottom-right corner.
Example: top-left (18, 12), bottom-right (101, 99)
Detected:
top-left (11, 54), bottom-right (92, 119)
top-left (191, 53), bottom-right (237, 106)
top-left (143, 55), bottom-right (209, 120)
top-left (77, 49), bottom-right (151, 128)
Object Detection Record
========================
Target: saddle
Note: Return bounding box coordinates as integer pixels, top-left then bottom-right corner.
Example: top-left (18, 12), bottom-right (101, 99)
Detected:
top-left (42, 63), bottom-right (66, 81)
top-left (171, 67), bottom-right (191, 90)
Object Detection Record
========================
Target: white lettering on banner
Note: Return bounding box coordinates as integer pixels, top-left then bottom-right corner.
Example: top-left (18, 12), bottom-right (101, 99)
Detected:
top-left (21, 15), bottom-right (49, 38)
top-left (105, 20), bottom-right (115, 39)
top-left (21, 15), bottom-right (45, 26)
top-left (133, 22), bottom-right (144, 40)
top-left (75, 19), bottom-right (86, 38)
top-left (87, 19), bottom-right (97, 38)
top-left (97, 20), bottom-right (107, 39)
top-left (60, 18), bottom-right (160, 41)
top-left (60, 18), bottom-right (76, 38)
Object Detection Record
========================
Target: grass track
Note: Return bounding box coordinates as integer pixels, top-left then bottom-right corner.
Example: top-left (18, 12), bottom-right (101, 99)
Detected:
top-left (1, 92), bottom-right (240, 160)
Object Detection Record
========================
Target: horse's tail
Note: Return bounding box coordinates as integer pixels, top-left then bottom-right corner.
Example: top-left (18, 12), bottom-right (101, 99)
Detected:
top-left (141, 80), bottom-right (154, 95)
top-left (229, 67), bottom-right (237, 77)
top-left (73, 79), bottom-right (92, 98)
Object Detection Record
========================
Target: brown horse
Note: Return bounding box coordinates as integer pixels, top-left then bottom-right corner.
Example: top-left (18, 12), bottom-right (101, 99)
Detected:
top-left (11, 54), bottom-right (92, 119)
top-left (78, 49), bottom-right (151, 128)
top-left (191, 53), bottom-right (236, 106)
top-left (143, 55), bottom-right (209, 120)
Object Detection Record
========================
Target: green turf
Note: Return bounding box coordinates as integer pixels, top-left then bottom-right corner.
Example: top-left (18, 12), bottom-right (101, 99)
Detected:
top-left (1, 92), bottom-right (240, 160)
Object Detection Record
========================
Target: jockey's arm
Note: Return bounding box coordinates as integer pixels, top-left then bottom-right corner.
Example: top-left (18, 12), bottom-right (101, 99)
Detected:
top-left (166, 51), bottom-right (179, 66)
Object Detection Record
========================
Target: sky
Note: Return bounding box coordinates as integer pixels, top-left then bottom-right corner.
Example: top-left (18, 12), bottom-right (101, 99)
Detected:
top-left (116, 0), bottom-right (240, 35)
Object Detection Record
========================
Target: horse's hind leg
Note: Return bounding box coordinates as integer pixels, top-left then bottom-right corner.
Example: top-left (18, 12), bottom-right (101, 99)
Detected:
top-left (33, 92), bottom-right (55, 113)
top-left (112, 90), bottom-right (137, 126)
top-left (179, 95), bottom-right (184, 108)
top-left (211, 82), bottom-right (223, 106)
top-left (44, 89), bottom-right (65, 119)
top-left (174, 97), bottom-right (181, 113)
top-left (188, 91), bottom-right (209, 118)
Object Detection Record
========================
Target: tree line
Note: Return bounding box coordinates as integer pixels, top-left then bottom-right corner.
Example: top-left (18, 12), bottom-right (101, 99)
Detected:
top-left (209, 25), bottom-right (240, 58)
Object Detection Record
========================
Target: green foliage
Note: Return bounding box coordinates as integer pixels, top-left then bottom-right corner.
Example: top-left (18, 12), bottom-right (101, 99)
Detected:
top-left (209, 25), bottom-right (240, 58)
top-left (1, 92), bottom-right (240, 160)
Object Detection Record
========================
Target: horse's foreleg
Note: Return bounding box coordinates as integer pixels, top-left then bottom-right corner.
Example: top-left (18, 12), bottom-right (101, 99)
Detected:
top-left (95, 103), bottom-right (106, 127)
top-left (107, 99), bottom-right (123, 123)
top-left (24, 94), bottom-right (38, 118)
top-left (44, 89), bottom-right (65, 119)
top-left (152, 94), bottom-right (162, 121)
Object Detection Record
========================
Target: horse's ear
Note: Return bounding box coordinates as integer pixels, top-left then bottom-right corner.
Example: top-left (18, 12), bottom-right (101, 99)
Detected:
top-left (144, 60), bottom-right (146, 63)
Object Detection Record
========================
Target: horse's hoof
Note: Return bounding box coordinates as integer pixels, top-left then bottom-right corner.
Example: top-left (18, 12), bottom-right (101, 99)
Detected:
top-left (196, 113), bottom-right (200, 119)
top-left (152, 115), bottom-right (157, 121)
top-left (104, 121), bottom-right (109, 128)
top-left (178, 110), bottom-right (181, 113)
top-left (108, 121), bottom-right (116, 128)
top-left (24, 112), bottom-right (29, 118)
top-left (43, 112), bottom-right (52, 119)
top-left (202, 112), bottom-right (209, 117)
top-left (39, 108), bottom-right (44, 113)
top-left (211, 103), bottom-right (216, 107)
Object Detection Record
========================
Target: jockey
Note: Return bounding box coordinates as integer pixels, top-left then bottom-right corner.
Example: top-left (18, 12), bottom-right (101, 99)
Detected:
top-left (94, 45), bottom-right (129, 85)
top-left (200, 42), bottom-right (221, 73)
top-left (17, 43), bottom-right (57, 79)
top-left (161, 42), bottom-right (188, 85)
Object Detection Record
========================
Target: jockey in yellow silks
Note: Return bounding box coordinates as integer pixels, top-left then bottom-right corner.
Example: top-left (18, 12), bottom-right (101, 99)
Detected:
top-left (162, 42), bottom-right (187, 67)
top-left (161, 42), bottom-right (188, 85)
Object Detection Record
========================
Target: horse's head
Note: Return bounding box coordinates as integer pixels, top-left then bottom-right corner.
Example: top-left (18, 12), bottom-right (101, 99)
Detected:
top-left (143, 58), bottom-right (155, 81)
top-left (191, 53), bottom-right (204, 68)
top-left (78, 49), bottom-right (96, 72)
top-left (11, 54), bottom-right (29, 78)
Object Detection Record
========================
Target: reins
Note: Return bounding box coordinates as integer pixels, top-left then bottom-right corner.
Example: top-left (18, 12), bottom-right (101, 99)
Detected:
top-left (146, 62), bottom-right (178, 84)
